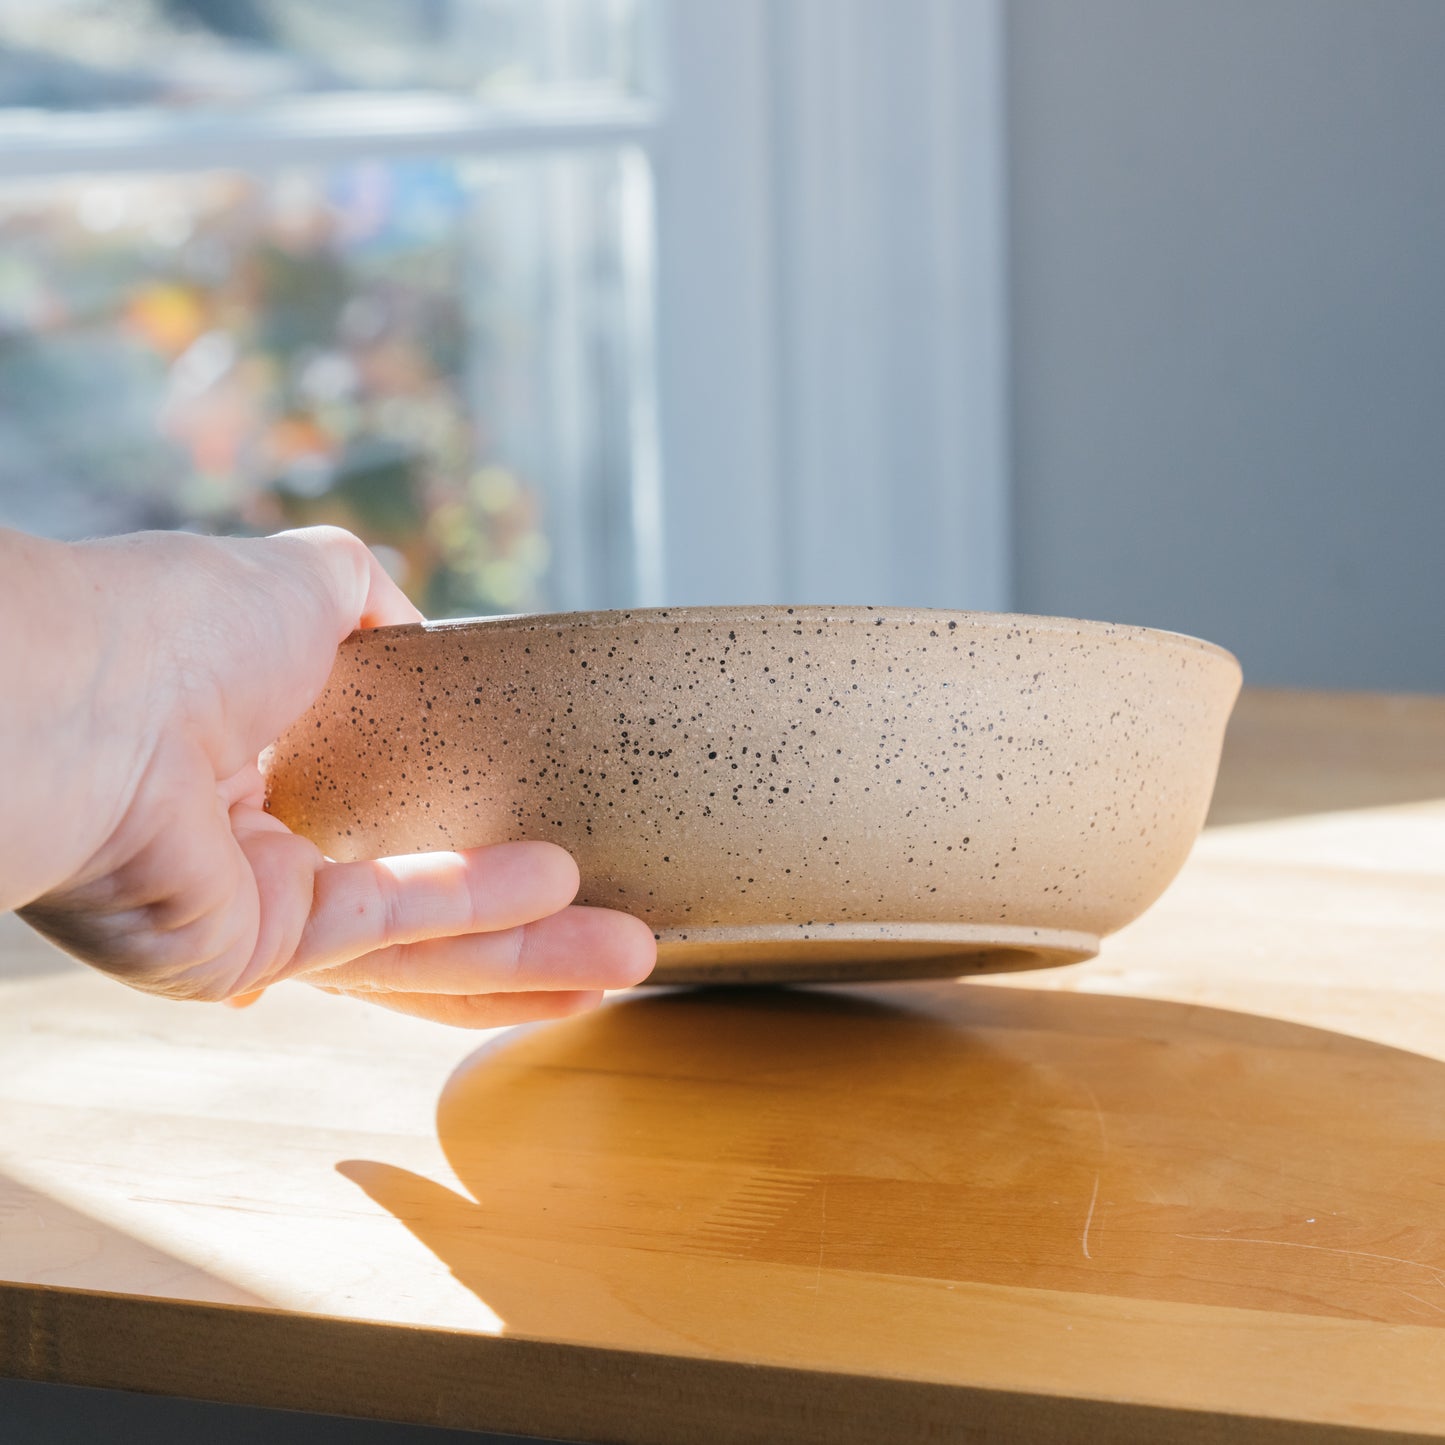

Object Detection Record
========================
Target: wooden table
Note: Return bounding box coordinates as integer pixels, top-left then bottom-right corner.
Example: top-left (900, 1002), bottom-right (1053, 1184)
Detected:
top-left (3, 689), bottom-right (1444, 1443)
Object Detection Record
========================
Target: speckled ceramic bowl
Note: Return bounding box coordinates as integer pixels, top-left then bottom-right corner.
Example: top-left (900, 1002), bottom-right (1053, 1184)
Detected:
top-left (263, 608), bottom-right (1241, 984)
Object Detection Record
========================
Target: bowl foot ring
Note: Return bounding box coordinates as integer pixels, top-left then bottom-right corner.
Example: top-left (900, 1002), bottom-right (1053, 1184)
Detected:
top-left (645, 922), bottom-right (1098, 986)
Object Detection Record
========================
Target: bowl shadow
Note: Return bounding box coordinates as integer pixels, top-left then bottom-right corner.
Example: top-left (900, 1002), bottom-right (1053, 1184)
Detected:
top-left (339, 981), bottom-right (1445, 1345)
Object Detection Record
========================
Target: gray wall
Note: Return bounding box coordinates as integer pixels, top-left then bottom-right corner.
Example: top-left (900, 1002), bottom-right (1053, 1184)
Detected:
top-left (1008, 0), bottom-right (1445, 691)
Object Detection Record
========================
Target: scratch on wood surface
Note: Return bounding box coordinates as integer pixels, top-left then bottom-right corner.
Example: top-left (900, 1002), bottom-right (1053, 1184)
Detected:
top-left (1082, 1175), bottom-right (1100, 1260)
top-left (814, 1181), bottom-right (829, 1293)
top-left (1400, 1290), bottom-right (1445, 1317)
top-left (1174, 1234), bottom-right (1445, 1289)
top-left (1081, 1081), bottom-right (1107, 1261)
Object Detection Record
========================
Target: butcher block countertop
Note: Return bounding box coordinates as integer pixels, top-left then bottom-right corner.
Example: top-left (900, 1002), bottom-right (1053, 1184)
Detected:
top-left (2, 688), bottom-right (1444, 1443)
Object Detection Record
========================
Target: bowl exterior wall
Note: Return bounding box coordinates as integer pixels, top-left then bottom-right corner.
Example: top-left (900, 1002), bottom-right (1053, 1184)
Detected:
top-left (264, 608), bottom-right (1241, 943)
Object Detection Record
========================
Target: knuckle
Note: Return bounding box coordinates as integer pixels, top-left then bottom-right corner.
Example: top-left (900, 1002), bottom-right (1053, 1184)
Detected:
top-left (499, 921), bottom-right (530, 985)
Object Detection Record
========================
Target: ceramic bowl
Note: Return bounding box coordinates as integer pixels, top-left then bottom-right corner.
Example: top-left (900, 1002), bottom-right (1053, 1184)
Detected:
top-left (263, 607), bottom-right (1241, 984)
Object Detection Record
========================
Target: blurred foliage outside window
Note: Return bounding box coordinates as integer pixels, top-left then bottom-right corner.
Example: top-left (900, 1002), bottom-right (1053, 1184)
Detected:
top-left (0, 0), bottom-right (655, 617)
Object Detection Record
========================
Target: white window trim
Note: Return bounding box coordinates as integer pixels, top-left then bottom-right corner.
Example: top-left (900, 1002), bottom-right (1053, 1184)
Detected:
top-left (654, 0), bottom-right (1010, 613)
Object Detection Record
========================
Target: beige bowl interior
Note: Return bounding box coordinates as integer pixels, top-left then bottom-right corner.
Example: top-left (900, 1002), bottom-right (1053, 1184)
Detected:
top-left (263, 607), bottom-right (1241, 984)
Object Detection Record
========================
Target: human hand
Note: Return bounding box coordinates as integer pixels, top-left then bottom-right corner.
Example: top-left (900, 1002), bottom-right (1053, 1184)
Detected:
top-left (4, 526), bottom-right (654, 1025)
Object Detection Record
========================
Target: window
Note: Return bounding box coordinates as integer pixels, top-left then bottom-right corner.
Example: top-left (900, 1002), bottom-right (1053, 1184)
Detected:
top-left (0, 1), bottom-right (1008, 616)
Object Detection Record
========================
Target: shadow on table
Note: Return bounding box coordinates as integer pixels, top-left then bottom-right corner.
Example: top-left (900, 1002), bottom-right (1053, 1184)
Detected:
top-left (340, 982), bottom-right (1445, 1342)
top-left (1205, 689), bottom-right (1445, 826)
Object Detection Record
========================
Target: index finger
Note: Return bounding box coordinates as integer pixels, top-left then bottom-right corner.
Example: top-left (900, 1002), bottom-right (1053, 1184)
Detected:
top-left (281, 840), bottom-right (583, 978)
top-left (273, 525), bottom-right (424, 635)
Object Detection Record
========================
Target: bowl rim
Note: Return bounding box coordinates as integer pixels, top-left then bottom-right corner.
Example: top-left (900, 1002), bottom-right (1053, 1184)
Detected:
top-left (385, 605), bottom-right (1241, 672)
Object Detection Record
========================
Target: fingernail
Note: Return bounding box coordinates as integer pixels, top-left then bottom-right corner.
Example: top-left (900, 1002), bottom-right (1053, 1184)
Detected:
top-left (225, 989), bottom-right (267, 1010)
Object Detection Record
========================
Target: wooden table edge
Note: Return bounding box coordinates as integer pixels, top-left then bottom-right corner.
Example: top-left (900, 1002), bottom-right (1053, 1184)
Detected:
top-left (2, 1281), bottom-right (1434, 1445)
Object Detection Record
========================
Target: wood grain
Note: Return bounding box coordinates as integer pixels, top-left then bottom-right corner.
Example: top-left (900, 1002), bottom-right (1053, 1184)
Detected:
top-left (2, 687), bottom-right (1444, 1442)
